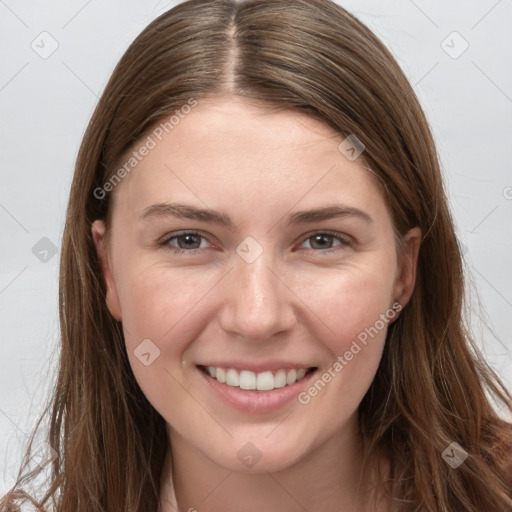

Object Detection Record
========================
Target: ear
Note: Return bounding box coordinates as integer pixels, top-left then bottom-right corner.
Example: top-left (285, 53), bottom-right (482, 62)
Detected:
top-left (91, 220), bottom-right (122, 321)
top-left (393, 227), bottom-right (422, 307)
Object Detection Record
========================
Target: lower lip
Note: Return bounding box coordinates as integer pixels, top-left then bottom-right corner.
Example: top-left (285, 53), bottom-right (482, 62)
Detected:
top-left (197, 366), bottom-right (317, 414)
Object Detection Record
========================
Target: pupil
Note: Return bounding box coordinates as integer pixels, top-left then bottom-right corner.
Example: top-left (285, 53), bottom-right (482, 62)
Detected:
top-left (311, 234), bottom-right (331, 249)
top-left (180, 234), bottom-right (199, 249)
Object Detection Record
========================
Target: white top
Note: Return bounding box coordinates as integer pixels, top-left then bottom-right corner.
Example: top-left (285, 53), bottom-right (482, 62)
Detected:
top-left (16, 486), bottom-right (179, 511)
top-left (14, 466), bottom-right (179, 511)
top-left (159, 471), bottom-right (179, 511)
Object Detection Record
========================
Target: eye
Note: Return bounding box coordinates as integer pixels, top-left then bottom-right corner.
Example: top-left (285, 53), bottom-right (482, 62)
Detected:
top-left (159, 230), bottom-right (212, 254)
top-left (158, 230), bottom-right (352, 256)
top-left (299, 231), bottom-right (351, 253)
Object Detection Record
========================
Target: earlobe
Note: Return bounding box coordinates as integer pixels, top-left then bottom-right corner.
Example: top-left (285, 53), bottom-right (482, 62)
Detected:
top-left (91, 220), bottom-right (122, 321)
top-left (393, 227), bottom-right (422, 308)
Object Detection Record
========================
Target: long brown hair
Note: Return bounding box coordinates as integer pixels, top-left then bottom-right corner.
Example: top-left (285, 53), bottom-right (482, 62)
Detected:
top-left (2, 0), bottom-right (511, 510)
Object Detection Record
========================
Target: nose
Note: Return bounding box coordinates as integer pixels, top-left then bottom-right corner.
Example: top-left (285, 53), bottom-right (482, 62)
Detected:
top-left (218, 250), bottom-right (297, 341)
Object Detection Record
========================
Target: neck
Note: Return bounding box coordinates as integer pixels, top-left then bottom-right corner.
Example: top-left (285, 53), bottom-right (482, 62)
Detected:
top-left (159, 414), bottom-right (390, 512)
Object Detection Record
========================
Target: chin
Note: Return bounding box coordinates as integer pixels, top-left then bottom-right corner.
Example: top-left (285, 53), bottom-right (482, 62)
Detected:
top-left (208, 431), bottom-right (313, 474)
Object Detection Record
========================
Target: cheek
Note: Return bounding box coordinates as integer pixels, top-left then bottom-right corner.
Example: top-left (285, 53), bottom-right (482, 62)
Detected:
top-left (115, 262), bottom-right (232, 394)
top-left (117, 267), bottom-right (214, 418)
top-left (292, 258), bottom-right (397, 416)
top-left (297, 260), bottom-right (397, 352)
top-left (292, 270), bottom-right (395, 440)
top-left (119, 266), bottom-right (213, 351)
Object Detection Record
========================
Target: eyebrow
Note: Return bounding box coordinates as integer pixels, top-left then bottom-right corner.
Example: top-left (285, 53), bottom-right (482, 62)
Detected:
top-left (139, 202), bottom-right (373, 228)
top-left (139, 202), bottom-right (235, 229)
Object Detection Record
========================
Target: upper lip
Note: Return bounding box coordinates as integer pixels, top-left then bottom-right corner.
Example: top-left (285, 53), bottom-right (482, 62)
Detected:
top-left (197, 361), bottom-right (317, 373)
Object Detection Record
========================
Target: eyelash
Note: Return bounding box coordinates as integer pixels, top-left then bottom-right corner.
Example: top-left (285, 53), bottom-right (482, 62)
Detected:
top-left (158, 230), bottom-right (352, 256)
top-left (159, 231), bottom-right (211, 256)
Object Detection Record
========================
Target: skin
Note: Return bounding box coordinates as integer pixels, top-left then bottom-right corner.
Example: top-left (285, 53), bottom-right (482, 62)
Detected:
top-left (92, 97), bottom-right (421, 512)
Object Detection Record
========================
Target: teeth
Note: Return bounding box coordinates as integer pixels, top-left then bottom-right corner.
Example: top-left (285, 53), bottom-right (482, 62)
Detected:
top-left (226, 368), bottom-right (239, 387)
top-left (205, 366), bottom-right (311, 391)
top-left (286, 369), bottom-right (297, 385)
top-left (216, 368), bottom-right (226, 383)
top-left (274, 370), bottom-right (287, 388)
top-left (256, 371), bottom-right (274, 391)
top-left (240, 370), bottom-right (256, 390)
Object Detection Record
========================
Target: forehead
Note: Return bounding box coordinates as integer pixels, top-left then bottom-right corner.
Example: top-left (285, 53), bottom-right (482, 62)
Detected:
top-left (110, 97), bottom-right (388, 224)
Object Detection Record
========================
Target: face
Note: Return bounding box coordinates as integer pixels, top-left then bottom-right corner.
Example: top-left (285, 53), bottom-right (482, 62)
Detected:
top-left (92, 97), bottom-right (420, 473)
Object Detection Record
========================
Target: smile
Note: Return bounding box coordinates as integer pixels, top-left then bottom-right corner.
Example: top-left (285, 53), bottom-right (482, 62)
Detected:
top-left (200, 366), bottom-right (315, 391)
top-left (196, 365), bottom-right (318, 414)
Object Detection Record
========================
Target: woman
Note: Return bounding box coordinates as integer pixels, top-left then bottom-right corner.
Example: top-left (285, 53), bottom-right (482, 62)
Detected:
top-left (2, 0), bottom-right (511, 510)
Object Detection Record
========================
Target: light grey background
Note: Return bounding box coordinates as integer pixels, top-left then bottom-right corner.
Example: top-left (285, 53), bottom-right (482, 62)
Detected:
top-left (1, 0), bottom-right (511, 494)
